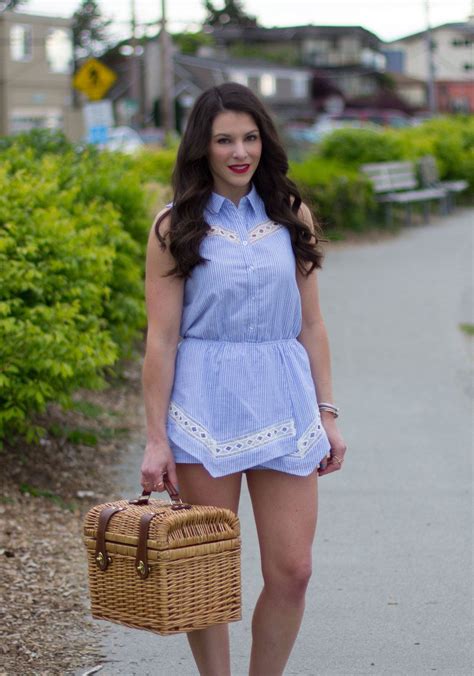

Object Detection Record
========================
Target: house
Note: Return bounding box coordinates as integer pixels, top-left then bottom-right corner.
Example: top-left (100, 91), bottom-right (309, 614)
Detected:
top-left (171, 53), bottom-right (315, 124)
top-left (102, 40), bottom-right (316, 129)
top-left (208, 24), bottom-right (387, 103)
top-left (0, 10), bottom-right (81, 137)
top-left (386, 20), bottom-right (474, 112)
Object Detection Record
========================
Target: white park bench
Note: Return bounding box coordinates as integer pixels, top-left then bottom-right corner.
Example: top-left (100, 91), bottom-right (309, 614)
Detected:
top-left (361, 161), bottom-right (449, 226)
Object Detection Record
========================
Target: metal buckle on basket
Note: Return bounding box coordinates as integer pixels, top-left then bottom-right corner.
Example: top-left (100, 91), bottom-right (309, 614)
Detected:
top-left (136, 560), bottom-right (147, 578)
top-left (129, 495), bottom-right (150, 505)
top-left (170, 496), bottom-right (192, 511)
top-left (95, 551), bottom-right (112, 570)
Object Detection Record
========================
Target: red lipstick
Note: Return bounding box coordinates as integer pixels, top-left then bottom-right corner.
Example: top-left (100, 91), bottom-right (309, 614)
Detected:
top-left (228, 164), bottom-right (250, 174)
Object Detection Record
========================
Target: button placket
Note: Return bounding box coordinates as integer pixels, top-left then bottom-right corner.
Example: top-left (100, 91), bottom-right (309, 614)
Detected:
top-left (233, 204), bottom-right (258, 339)
top-left (245, 252), bottom-right (259, 340)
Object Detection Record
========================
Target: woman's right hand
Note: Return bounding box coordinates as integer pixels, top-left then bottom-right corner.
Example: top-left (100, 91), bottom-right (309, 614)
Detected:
top-left (140, 440), bottom-right (178, 493)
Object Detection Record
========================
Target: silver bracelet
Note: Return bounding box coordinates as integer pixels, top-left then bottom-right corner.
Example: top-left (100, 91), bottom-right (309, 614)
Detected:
top-left (318, 402), bottom-right (340, 418)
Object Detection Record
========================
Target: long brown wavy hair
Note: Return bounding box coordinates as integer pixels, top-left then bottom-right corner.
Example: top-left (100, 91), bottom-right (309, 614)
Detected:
top-left (155, 82), bottom-right (325, 278)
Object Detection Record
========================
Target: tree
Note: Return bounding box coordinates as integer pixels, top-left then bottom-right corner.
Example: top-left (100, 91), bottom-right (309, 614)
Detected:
top-left (72, 0), bottom-right (112, 58)
top-left (0, 1), bottom-right (29, 11)
top-left (173, 30), bottom-right (215, 55)
top-left (204, 0), bottom-right (258, 28)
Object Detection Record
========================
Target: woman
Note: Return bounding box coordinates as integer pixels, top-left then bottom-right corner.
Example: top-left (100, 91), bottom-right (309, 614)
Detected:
top-left (141, 82), bottom-right (347, 676)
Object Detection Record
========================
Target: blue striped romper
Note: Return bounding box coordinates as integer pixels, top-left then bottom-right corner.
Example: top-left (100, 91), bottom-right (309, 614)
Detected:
top-left (166, 184), bottom-right (331, 478)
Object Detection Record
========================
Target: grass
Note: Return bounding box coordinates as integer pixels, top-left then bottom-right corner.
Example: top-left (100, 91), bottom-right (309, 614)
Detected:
top-left (70, 400), bottom-right (106, 419)
top-left (47, 423), bottom-right (128, 446)
top-left (66, 428), bottom-right (98, 446)
top-left (19, 483), bottom-right (77, 511)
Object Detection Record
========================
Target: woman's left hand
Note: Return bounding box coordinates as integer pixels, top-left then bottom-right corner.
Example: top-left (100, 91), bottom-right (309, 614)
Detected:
top-left (318, 412), bottom-right (347, 476)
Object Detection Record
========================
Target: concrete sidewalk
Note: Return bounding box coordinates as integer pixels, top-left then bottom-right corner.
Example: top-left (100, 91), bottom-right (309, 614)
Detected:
top-left (85, 208), bottom-right (473, 676)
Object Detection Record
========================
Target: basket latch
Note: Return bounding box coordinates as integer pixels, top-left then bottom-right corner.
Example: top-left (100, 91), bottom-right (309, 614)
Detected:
top-left (95, 505), bottom-right (126, 571)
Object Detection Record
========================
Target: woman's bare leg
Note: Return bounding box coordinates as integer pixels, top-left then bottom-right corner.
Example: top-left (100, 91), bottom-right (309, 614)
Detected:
top-left (175, 464), bottom-right (243, 676)
top-left (245, 468), bottom-right (319, 676)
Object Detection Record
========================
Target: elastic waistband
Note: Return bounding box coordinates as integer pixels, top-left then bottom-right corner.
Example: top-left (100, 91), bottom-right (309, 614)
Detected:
top-left (180, 336), bottom-right (298, 346)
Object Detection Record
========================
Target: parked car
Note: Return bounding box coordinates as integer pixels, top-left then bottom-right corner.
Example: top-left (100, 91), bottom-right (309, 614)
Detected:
top-left (138, 127), bottom-right (166, 147)
top-left (100, 126), bottom-right (144, 153)
top-left (286, 116), bottom-right (383, 144)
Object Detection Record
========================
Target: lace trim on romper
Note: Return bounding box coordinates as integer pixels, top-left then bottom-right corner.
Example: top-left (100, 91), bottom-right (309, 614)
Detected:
top-left (208, 220), bottom-right (281, 245)
top-left (169, 401), bottom-right (325, 459)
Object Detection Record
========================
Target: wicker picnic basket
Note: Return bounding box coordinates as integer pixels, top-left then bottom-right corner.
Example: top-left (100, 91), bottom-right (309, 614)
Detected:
top-left (83, 478), bottom-right (241, 635)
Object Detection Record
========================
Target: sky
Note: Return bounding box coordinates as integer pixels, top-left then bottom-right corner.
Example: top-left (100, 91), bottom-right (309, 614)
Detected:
top-left (20, 0), bottom-right (474, 43)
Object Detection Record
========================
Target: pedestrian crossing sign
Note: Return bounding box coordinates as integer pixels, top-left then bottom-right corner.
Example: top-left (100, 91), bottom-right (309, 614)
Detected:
top-left (73, 58), bottom-right (117, 101)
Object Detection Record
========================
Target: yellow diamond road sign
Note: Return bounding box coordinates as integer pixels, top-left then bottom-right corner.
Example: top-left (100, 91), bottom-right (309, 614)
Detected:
top-left (73, 58), bottom-right (117, 101)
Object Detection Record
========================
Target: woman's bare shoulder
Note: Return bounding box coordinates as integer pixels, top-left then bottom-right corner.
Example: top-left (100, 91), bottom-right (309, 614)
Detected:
top-left (150, 204), bottom-right (173, 240)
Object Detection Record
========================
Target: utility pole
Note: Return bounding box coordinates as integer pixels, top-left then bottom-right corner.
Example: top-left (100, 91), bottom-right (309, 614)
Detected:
top-left (130, 0), bottom-right (142, 126)
top-left (160, 0), bottom-right (175, 134)
top-left (424, 0), bottom-right (437, 114)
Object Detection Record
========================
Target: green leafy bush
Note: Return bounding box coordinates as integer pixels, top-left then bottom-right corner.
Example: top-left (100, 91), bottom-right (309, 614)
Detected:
top-left (0, 128), bottom-right (74, 157)
top-left (316, 117), bottom-right (473, 194)
top-left (318, 128), bottom-right (404, 165)
top-left (130, 148), bottom-right (177, 186)
top-left (396, 116), bottom-right (474, 193)
top-left (0, 134), bottom-right (149, 441)
top-left (290, 156), bottom-right (376, 232)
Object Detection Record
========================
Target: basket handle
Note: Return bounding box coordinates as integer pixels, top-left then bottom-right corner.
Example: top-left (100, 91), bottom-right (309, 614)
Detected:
top-left (130, 474), bottom-right (191, 510)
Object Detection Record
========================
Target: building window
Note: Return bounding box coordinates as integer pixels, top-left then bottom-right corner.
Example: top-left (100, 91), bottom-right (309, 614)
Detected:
top-left (260, 73), bottom-right (276, 97)
top-left (450, 97), bottom-right (470, 113)
top-left (46, 28), bottom-right (73, 74)
top-left (9, 107), bottom-right (63, 134)
top-left (10, 24), bottom-right (32, 61)
top-left (452, 38), bottom-right (472, 47)
top-left (292, 77), bottom-right (307, 98)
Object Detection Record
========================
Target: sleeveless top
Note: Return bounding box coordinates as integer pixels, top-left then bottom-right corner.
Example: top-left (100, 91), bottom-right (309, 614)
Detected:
top-left (165, 185), bottom-right (331, 477)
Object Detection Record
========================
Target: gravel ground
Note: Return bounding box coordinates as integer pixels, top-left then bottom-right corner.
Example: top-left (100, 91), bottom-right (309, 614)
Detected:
top-left (0, 363), bottom-right (144, 676)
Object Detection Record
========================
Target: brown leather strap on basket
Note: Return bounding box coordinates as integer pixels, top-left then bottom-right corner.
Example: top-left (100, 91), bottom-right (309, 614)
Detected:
top-left (135, 511), bottom-right (160, 579)
top-left (95, 506), bottom-right (126, 571)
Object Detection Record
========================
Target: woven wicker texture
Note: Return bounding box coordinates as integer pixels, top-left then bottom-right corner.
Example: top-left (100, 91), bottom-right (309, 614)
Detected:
top-left (83, 498), bottom-right (241, 635)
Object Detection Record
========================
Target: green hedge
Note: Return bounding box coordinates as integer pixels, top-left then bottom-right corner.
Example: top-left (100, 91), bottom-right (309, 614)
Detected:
top-left (291, 116), bottom-right (473, 228)
top-left (0, 131), bottom-right (148, 441)
top-left (290, 156), bottom-right (376, 232)
top-left (395, 116), bottom-right (474, 193)
top-left (318, 128), bottom-right (403, 165)
top-left (130, 147), bottom-right (177, 185)
top-left (317, 116), bottom-right (474, 195)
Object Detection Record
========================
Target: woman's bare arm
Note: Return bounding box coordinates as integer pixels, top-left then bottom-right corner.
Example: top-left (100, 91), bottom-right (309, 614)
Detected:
top-left (141, 210), bottom-right (184, 490)
top-left (296, 203), bottom-right (347, 475)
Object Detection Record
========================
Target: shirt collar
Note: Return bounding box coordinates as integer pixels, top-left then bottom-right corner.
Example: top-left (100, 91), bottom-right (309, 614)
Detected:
top-left (208, 183), bottom-right (260, 215)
